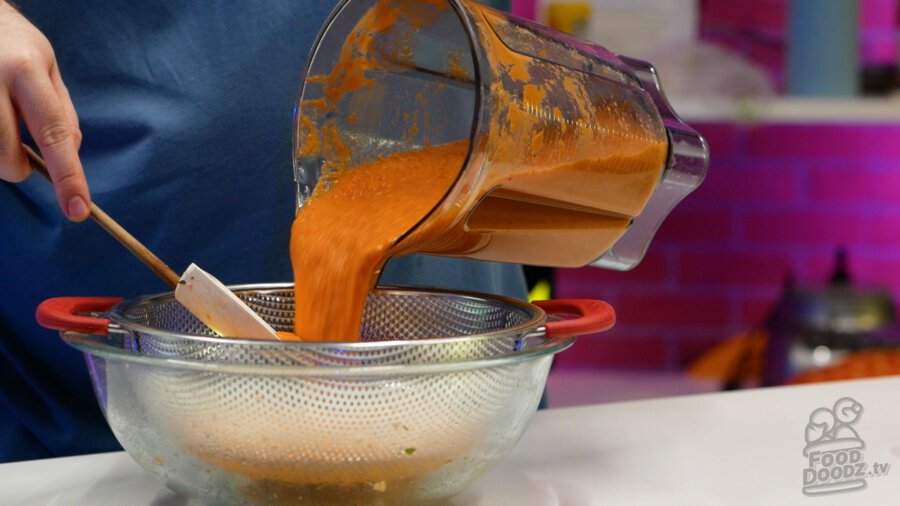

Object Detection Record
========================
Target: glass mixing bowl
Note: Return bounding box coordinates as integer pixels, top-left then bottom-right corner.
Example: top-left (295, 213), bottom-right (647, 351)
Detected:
top-left (38, 284), bottom-right (614, 505)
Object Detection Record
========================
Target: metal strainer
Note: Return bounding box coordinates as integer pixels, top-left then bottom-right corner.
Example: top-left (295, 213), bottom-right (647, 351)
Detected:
top-left (38, 284), bottom-right (614, 505)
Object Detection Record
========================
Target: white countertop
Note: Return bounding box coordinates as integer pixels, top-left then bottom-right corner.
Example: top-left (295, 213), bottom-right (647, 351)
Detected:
top-left (545, 369), bottom-right (719, 407)
top-left (4, 376), bottom-right (900, 505)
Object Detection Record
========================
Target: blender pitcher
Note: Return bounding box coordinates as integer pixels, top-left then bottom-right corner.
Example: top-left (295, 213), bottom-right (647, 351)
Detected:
top-left (294, 0), bottom-right (708, 270)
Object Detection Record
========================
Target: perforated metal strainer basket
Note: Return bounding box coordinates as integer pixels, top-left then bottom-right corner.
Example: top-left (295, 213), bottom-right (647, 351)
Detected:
top-left (38, 284), bottom-right (614, 505)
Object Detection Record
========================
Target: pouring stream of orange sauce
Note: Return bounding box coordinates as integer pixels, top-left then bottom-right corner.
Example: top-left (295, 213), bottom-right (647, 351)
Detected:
top-left (280, 143), bottom-right (464, 341)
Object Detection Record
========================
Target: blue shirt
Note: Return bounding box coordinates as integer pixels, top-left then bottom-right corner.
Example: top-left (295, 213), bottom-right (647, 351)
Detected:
top-left (0, 1), bottom-right (526, 462)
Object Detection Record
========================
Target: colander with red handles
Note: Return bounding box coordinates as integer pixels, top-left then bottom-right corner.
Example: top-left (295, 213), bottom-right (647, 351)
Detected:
top-left (37, 284), bottom-right (614, 505)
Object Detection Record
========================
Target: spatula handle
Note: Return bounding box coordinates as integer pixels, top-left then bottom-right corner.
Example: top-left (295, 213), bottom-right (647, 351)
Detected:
top-left (23, 143), bottom-right (181, 288)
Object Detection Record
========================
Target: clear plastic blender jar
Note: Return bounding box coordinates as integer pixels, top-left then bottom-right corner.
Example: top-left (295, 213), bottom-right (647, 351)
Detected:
top-left (294, 0), bottom-right (708, 270)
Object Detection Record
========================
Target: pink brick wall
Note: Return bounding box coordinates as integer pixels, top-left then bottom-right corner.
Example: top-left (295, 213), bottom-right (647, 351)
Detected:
top-left (511, 0), bottom-right (535, 19)
top-left (555, 121), bottom-right (900, 371)
top-left (700, 0), bottom-right (787, 89)
top-left (699, 0), bottom-right (897, 90)
top-left (860, 0), bottom-right (899, 65)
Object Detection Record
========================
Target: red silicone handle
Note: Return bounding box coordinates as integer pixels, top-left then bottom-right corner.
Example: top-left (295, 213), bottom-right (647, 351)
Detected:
top-left (533, 299), bottom-right (616, 339)
top-left (36, 297), bottom-right (123, 335)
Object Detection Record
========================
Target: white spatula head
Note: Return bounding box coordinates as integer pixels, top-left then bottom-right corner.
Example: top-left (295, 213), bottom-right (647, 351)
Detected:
top-left (174, 263), bottom-right (280, 340)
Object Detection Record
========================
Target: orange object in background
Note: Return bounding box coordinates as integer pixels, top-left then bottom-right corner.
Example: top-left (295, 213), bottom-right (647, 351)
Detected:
top-left (788, 349), bottom-right (900, 385)
top-left (687, 328), bottom-right (768, 389)
top-left (687, 331), bottom-right (900, 388)
top-left (545, 2), bottom-right (591, 39)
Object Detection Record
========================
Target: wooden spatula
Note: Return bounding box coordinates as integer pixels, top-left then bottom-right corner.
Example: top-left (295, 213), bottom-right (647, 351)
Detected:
top-left (23, 144), bottom-right (280, 340)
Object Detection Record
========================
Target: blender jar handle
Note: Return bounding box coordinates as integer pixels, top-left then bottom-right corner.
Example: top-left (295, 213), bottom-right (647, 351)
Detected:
top-left (36, 297), bottom-right (123, 335)
top-left (534, 299), bottom-right (615, 338)
top-left (591, 56), bottom-right (709, 271)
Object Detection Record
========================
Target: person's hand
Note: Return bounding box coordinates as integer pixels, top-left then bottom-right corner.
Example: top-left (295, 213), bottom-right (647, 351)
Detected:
top-left (0, 1), bottom-right (89, 221)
